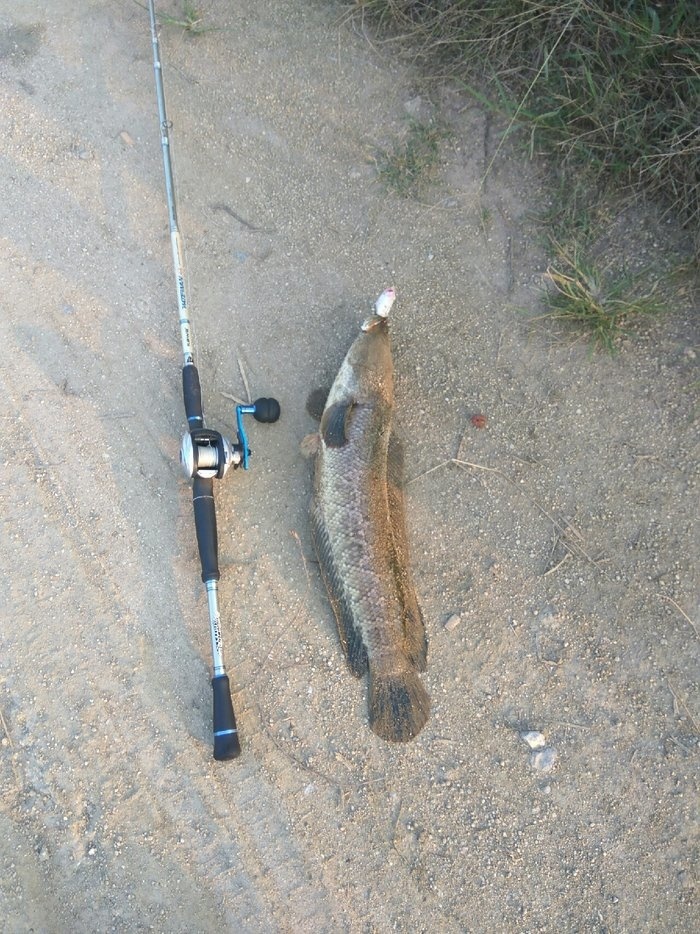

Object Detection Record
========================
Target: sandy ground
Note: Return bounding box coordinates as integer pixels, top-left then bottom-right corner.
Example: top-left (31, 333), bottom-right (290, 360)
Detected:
top-left (1, 1), bottom-right (698, 931)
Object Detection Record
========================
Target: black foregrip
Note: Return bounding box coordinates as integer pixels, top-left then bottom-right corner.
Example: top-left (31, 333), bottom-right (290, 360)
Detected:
top-left (182, 364), bottom-right (203, 425)
top-left (192, 476), bottom-right (220, 582)
top-left (212, 674), bottom-right (241, 759)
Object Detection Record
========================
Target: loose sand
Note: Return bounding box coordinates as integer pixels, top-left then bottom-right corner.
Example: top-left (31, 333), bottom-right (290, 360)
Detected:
top-left (1, 1), bottom-right (697, 931)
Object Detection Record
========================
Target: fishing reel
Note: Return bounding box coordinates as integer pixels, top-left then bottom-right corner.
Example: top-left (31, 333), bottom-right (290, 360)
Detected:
top-left (180, 397), bottom-right (280, 480)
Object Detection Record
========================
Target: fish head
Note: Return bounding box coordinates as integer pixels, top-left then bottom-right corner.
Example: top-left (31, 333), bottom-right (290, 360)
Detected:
top-left (343, 314), bottom-right (393, 404)
top-left (320, 312), bottom-right (394, 450)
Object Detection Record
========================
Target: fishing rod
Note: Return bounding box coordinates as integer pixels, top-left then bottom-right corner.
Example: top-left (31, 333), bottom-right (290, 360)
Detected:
top-left (147, 0), bottom-right (280, 760)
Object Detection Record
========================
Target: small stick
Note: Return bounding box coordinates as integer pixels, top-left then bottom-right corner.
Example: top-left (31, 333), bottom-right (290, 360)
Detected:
top-left (542, 550), bottom-right (572, 577)
top-left (544, 719), bottom-right (590, 730)
top-left (237, 356), bottom-right (252, 404)
top-left (668, 682), bottom-right (699, 734)
top-left (409, 456), bottom-right (603, 570)
top-left (660, 594), bottom-right (699, 638)
top-left (389, 798), bottom-right (402, 847)
top-left (405, 459), bottom-right (454, 486)
top-left (0, 707), bottom-right (14, 748)
top-left (220, 390), bottom-right (247, 406)
top-left (290, 529), bottom-right (312, 591)
top-left (454, 459), bottom-right (602, 567)
top-left (262, 722), bottom-right (345, 789)
top-left (453, 458), bottom-right (501, 474)
top-left (406, 457), bottom-right (500, 487)
top-left (389, 798), bottom-right (410, 867)
top-left (246, 543), bottom-right (309, 682)
top-left (211, 202), bottom-right (270, 232)
top-left (668, 735), bottom-right (693, 754)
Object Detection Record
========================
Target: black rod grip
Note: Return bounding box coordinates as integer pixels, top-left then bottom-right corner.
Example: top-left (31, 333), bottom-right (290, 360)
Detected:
top-left (182, 364), bottom-right (203, 426)
top-left (212, 674), bottom-right (241, 759)
top-left (192, 476), bottom-right (220, 583)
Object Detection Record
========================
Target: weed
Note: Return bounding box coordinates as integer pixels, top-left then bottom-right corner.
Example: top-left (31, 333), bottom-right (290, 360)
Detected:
top-left (350, 1), bottom-right (700, 239)
top-left (377, 119), bottom-right (444, 197)
top-left (479, 203), bottom-right (493, 235)
top-left (158, 1), bottom-right (210, 36)
top-left (541, 244), bottom-right (663, 353)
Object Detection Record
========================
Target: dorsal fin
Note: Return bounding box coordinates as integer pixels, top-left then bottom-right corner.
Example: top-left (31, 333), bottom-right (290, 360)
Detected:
top-left (387, 433), bottom-right (428, 671)
top-left (310, 500), bottom-right (369, 678)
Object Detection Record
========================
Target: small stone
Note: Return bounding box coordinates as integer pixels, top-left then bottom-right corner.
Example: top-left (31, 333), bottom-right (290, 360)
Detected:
top-left (444, 613), bottom-right (461, 632)
top-left (538, 604), bottom-right (559, 624)
top-left (530, 747), bottom-right (558, 772)
top-left (520, 730), bottom-right (546, 749)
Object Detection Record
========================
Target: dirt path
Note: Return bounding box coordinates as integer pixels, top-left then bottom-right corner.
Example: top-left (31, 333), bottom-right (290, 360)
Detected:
top-left (1, 1), bottom-right (697, 931)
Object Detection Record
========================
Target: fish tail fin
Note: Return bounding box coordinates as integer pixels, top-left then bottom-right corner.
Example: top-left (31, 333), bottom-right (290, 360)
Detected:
top-left (368, 666), bottom-right (430, 743)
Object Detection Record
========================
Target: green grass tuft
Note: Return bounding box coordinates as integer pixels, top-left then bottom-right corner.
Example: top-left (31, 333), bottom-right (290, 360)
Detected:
top-left (541, 243), bottom-right (663, 353)
top-left (376, 118), bottom-right (444, 197)
top-left (158, 1), bottom-right (211, 36)
top-left (350, 1), bottom-right (700, 234)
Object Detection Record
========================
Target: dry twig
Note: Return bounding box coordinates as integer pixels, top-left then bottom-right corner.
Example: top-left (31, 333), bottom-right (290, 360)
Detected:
top-left (408, 456), bottom-right (603, 569)
top-left (660, 594), bottom-right (698, 638)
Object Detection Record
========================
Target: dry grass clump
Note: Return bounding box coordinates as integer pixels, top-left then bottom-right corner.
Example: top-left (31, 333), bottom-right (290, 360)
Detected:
top-left (351, 1), bottom-right (699, 232)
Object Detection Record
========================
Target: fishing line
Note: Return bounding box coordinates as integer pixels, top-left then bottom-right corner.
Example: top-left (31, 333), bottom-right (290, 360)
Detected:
top-left (147, 0), bottom-right (280, 760)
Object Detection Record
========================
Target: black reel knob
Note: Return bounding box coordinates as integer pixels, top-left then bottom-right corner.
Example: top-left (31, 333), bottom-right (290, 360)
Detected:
top-left (253, 397), bottom-right (281, 423)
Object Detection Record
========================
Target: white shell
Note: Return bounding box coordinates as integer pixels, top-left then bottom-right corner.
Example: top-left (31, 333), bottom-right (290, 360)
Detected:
top-left (529, 748), bottom-right (558, 772)
top-left (520, 730), bottom-right (546, 749)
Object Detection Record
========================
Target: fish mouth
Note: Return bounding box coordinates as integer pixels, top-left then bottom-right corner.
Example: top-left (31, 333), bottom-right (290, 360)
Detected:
top-left (361, 287), bottom-right (396, 331)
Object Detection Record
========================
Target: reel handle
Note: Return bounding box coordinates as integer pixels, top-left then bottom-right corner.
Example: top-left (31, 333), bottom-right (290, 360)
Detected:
top-left (236, 397), bottom-right (281, 470)
top-left (252, 397), bottom-right (281, 423)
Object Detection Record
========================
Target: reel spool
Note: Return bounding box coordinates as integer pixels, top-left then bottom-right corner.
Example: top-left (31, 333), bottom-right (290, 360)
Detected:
top-left (180, 398), bottom-right (280, 480)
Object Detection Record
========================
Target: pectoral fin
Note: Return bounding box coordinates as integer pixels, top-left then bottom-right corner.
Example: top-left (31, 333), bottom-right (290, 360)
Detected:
top-left (306, 386), bottom-right (331, 421)
top-left (320, 401), bottom-right (355, 448)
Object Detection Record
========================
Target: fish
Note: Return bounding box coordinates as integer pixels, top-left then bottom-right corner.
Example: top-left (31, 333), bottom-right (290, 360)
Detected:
top-left (310, 289), bottom-right (430, 742)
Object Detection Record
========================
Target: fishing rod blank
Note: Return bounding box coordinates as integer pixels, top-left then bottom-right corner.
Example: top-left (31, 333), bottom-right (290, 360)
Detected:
top-left (147, 0), bottom-right (280, 760)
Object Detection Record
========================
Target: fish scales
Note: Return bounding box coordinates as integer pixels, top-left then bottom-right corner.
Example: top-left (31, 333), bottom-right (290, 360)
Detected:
top-left (315, 403), bottom-right (403, 654)
top-left (311, 296), bottom-right (429, 742)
